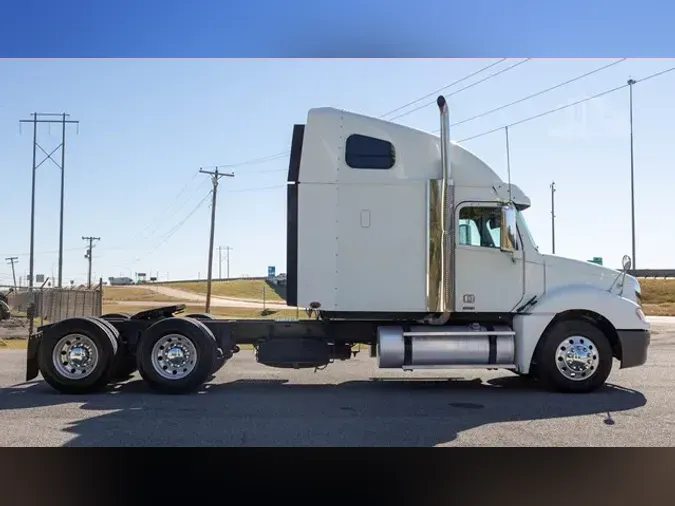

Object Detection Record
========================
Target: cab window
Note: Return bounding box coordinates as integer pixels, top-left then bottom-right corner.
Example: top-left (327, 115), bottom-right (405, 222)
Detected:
top-left (458, 206), bottom-right (518, 250)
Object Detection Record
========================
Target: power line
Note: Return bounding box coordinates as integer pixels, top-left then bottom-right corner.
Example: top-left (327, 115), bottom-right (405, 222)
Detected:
top-left (0, 181), bottom-right (287, 259)
top-left (134, 178), bottom-right (212, 244)
top-left (387, 58), bottom-right (532, 121)
top-left (442, 58), bottom-right (627, 131)
top-left (225, 183), bottom-right (288, 193)
top-left (135, 170), bottom-right (201, 238)
top-left (207, 59), bottom-right (528, 169)
top-left (206, 151), bottom-right (291, 170)
top-left (457, 65), bottom-right (675, 143)
top-left (146, 190), bottom-right (213, 256)
top-left (379, 59), bottom-right (507, 118)
top-left (102, 190), bottom-right (213, 274)
top-left (199, 58), bottom-right (636, 171)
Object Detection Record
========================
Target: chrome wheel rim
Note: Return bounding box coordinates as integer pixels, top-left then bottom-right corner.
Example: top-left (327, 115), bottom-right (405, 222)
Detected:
top-left (150, 334), bottom-right (198, 380)
top-left (52, 333), bottom-right (100, 380)
top-left (555, 335), bottom-right (599, 381)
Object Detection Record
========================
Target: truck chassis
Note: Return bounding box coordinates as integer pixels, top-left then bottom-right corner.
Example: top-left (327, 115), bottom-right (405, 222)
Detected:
top-left (27, 305), bottom-right (404, 394)
top-left (26, 303), bottom-right (630, 395)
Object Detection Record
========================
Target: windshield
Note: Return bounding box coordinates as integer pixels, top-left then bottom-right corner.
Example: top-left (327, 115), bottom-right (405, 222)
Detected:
top-left (517, 210), bottom-right (538, 251)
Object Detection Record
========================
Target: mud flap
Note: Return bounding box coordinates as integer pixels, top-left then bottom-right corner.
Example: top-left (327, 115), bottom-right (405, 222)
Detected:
top-left (26, 332), bottom-right (40, 382)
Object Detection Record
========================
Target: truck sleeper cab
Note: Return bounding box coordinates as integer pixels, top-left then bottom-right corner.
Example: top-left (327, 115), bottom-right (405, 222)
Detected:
top-left (26, 96), bottom-right (650, 396)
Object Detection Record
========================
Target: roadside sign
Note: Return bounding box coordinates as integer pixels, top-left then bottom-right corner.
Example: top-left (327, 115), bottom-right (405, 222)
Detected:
top-left (268, 266), bottom-right (275, 277)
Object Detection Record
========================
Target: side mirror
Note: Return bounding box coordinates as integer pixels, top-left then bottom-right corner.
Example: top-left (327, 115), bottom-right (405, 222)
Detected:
top-left (500, 204), bottom-right (518, 253)
top-left (622, 254), bottom-right (632, 272)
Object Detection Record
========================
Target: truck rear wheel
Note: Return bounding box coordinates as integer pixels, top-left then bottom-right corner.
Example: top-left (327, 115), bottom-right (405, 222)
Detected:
top-left (184, 314), bottom-right (226, 375)
top-left (136, 317), bottom-right (217, 394)
top-left (38, 317), bottom-right (119, 394)
top-left (98, 315), bottom-right (137, 382)
top-left (534, 319), bottom-right (613, 393)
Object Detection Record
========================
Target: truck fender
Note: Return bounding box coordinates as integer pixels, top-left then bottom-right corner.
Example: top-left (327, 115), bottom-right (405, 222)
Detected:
top-left (513, 284), bottom-right (648, 373)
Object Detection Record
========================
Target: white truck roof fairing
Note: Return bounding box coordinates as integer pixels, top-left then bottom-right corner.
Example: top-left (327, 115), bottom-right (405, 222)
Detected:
top-left (295, 107), bottom-right (530, 208)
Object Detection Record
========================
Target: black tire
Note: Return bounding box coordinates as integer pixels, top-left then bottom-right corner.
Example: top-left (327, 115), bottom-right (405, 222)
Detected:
top-left (98, 314), bottom-right (138, 382)
top-left (0, 300), bottom-right (9, 320)
top-left (101, 313), bottom-right (131, 319)
top-left (136, 317), bottom-right (217, 394)
top-left (534, 319), bottom-right (613, 393)
top-left (38, 317), bottom-right (119, 394)
top-left (211, 352), bottom-right (227, 376)
top-left (185, 313), bottom-right (215, 321)
top-left (184, 314), bottom-right (225, 375)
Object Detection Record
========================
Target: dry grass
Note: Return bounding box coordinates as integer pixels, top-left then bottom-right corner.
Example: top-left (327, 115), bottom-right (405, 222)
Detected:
top-left (642, 303), bottom-right (675, 316)
top-left (103, 286), bottom-right (182, 303)
top-left (0, 339), bottom-right (27, 349)
top-left (165, 280), bottom-right (286, 303)
top-left (102, 303), bottom-right (306, 320)
top-left (640, 279), bottom-right (675, 305)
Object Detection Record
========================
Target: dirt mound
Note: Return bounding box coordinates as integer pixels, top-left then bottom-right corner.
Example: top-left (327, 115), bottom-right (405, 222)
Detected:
top-left (0, 317), bottom-right (29, 340)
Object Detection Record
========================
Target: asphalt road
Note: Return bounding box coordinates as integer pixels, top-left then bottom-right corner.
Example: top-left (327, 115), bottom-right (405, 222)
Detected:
top-left (1, 317), bottom-right (673, 447)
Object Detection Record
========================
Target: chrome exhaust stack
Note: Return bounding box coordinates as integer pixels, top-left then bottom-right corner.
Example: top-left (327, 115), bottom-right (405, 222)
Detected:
top-left (425, 96), bottom-right (455, 324)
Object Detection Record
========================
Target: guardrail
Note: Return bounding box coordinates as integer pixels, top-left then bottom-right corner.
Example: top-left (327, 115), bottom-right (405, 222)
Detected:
top-left (627, 270), bottom-right (675, 279)
top-left (153, 276), bottom-right (268, 285)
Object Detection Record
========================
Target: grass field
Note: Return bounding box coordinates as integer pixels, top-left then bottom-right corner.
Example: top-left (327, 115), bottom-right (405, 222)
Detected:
top-left (638, 278), bottom-right (675, 316)
top-left (165, 280), bottom-right (286, 303)
top-left (103, 286), bottom-right (181, 302)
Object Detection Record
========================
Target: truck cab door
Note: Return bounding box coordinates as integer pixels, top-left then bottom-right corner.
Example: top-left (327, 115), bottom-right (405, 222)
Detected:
top-left (454, 202), bottom-right (525, 313)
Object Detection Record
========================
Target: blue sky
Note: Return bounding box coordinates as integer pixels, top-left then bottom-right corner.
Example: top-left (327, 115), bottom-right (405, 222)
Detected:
top-left (2, 58), bottom-right (674, 286)
top-left (2, 0), bottom-right (675, 58)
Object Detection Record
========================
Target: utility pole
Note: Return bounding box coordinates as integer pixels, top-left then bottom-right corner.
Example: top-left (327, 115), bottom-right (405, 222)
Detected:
top-left (19, 112), bottom-right (79, 290)
top-left (550, 181), bottom-right (556, 254)
top-left (217, 245), bottom-right (233, 279)
top-left (628, 78), bottom-right (637, 268)
top-left (199, 167), bottom-right (234, 312)
top-left (82, 236), bottom-right (100, 288)
top-left (225, 246), bottom-right (233, 279)
top-left (5, 257), bottom-right (18, 288)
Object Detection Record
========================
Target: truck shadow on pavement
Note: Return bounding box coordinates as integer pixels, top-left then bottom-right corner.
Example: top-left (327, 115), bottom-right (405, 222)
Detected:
top-left (0, 373), bottom-right (647, 447)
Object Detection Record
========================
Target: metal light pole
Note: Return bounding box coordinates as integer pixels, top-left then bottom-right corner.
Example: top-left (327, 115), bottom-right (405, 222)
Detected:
top-left (628, 78), bottom-right (637, 268)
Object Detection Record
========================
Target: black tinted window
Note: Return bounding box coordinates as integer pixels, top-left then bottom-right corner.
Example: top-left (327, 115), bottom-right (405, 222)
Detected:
top-left (345, 134), bottom-right (395, 169)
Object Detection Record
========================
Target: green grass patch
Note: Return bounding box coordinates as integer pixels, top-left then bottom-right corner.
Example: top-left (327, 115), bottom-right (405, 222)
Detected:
top-left (166, 279), bottom-right (286, 303)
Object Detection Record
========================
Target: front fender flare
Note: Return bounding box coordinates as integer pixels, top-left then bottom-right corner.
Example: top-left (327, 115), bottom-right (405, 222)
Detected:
top-left (513, 285), bottom-right (648, 373)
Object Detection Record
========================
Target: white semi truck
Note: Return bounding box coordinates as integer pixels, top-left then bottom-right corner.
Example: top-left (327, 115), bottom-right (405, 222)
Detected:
top-left (26, 95), bottom-right (650, 395)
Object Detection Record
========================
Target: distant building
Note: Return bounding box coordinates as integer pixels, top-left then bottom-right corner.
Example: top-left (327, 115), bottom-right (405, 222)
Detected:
top-left (108, 276), bottom-right (135, 286)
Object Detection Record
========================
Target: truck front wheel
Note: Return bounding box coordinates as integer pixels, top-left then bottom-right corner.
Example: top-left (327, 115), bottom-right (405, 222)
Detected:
top-left (534, 319), bottom-right (613, 393)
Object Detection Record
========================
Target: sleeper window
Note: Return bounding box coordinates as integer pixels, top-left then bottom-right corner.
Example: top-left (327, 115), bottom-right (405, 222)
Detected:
top-left (345, 134), bottom-right (395, 169)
